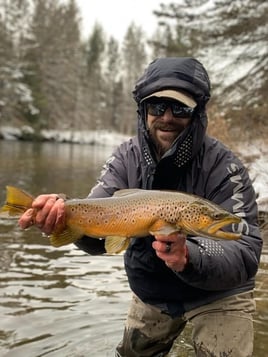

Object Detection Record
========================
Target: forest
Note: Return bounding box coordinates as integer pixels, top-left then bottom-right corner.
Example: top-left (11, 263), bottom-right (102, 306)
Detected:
top-left (0, 0), bottom-right (267, 143)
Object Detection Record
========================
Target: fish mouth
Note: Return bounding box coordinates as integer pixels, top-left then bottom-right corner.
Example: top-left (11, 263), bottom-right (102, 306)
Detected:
top-left (206, 217), bottom-right (241, 240)
top-left (183, 216), bottom-right (241, 240)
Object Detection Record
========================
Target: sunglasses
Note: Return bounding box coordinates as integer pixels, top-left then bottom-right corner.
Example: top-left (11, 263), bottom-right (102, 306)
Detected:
top-left (146, 100), bottom-right (194, 119)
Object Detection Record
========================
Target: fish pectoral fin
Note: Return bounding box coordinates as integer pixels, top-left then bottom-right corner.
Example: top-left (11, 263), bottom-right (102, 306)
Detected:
top-left (49, 227), bottom-right (83, 247)
top-left (149, 221), bottom-right (178, 236)
top-left (105, 236), bottom-right (130, 254)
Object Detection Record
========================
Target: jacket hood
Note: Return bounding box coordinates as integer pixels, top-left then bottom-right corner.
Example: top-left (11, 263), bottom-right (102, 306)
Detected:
top-left (133, 57), bottom-right (211, 107)
top-left (133, 57), bottom-right (211, 168)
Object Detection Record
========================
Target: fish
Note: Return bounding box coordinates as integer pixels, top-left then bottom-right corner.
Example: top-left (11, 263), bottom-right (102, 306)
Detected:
top-left (0, 185), bottom-right (242, 254)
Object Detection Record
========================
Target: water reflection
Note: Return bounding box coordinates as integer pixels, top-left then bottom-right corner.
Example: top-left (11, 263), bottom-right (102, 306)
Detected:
top-left (0, 221), bottom-right (130, 357)
top-left (0, 140), bottom-right (113, 197)
top-left (0, 140), bottom-right (267, 356)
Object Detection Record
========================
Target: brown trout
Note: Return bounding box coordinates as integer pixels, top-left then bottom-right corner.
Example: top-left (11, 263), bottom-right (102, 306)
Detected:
top-left (1, 186), bottom-right (242, 254)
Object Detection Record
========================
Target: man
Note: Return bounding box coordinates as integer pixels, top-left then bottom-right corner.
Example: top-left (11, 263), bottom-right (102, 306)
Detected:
top-left (19, 57), bottom-right (262, 357)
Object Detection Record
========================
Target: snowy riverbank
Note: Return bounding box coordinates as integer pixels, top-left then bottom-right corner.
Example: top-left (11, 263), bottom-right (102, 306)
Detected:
top-left (235, 140), bottom-right (268, 215)
top-left (1, 126), bottom-right (267, 213)
top-left (0, 125), bottom-right (129, 147)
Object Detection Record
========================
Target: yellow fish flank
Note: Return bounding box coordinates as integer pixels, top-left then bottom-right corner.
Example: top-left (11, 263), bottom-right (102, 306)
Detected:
top-left (1, 186), bottom-right (242, 254)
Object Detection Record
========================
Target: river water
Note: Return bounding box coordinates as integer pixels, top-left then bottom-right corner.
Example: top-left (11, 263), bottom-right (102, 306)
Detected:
top-left (0, 140), bottom-right (267, 357)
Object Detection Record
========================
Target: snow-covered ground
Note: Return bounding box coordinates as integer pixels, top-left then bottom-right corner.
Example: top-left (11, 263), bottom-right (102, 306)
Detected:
top-left (1, 126), bottom-right (267, 213)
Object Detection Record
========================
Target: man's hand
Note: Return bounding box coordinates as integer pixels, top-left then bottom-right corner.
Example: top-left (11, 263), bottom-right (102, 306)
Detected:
top-left (152, 232), bottom-right (188, 272)
top-left (18, 194), bottom-right (65, 235)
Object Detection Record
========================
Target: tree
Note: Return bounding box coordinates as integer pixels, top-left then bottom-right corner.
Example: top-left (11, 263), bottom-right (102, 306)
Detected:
top-left (121, 23), bottom-right (148, 134)
top-left (103, 36), bottom-right (123, 131)
top-left (153, 0), bottom-right (268, 125)
top-left (149, 24), bottom-right (189, 58)
top-left (84, 22), bottom-right (106, 130)
top-left (0, 0), bottom-right (34, 126)
top-left (22, 0), bottom-right (82, 130)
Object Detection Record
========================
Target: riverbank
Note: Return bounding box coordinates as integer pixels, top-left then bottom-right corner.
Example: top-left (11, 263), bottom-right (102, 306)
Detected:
top-left (1, 125), bottom-right (267, 215)
top-left (235, 140), bottom-right (268, 216)
top-left (0, 125), bottom-right (129, 147)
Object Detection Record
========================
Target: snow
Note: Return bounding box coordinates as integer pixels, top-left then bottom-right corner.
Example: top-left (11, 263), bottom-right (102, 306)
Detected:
top-left (0, 126), bottom-right (267, 212)
top-left (235, 141), bottom-right (268, 213)
top-left (0, 126), bottom-right (129, 147)
top-left (40, 129), bottom-right (129, 146)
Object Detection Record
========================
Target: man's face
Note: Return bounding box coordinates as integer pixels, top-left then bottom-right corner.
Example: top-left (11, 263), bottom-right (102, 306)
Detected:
top-left (145, 99), bottom-right (193, 157)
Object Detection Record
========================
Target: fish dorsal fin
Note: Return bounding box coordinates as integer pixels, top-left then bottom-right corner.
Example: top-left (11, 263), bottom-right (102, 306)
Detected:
top-left (105, 236), bottom-right (131, 254)
top-left (113, 189), bottom-right (143, 197)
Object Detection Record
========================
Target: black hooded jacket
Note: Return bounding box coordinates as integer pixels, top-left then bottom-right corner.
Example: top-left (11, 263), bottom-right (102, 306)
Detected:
top-left (76, 57), bottom-right (262, 317)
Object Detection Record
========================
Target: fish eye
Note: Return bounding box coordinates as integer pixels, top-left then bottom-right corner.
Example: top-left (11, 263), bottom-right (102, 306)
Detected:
top-left (213, 212), bottom-right (225, 220)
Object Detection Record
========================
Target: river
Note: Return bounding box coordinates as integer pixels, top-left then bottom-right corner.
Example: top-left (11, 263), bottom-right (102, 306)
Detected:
top-left (0, 140), bottom-right (267, 357)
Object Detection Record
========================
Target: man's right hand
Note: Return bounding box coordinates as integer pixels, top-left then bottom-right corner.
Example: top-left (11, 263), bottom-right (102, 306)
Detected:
top-left (18, 194), bottom-right (65, 235)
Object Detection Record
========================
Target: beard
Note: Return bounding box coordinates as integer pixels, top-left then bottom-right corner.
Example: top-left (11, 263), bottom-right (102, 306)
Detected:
top-left (148, 121), bottom-right (187, 158)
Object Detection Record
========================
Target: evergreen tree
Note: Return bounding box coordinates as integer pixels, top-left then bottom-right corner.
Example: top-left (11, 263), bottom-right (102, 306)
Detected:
top-left (22, 0), bottom-right (82, 130)
top-left (121, 23), bottom-right (147, 134)
top-left (0, 0), bottom-right (34, 125)
top-left (153, 0), bottom-right (268, 126)
top-left (103, 36), bottom-right (123, 131)
top-left (84, 23), bottom-right (106, 129)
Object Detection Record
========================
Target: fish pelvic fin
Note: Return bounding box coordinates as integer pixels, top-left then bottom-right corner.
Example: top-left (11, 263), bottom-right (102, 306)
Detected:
top-left (50, 226), bottom-right (83, 247)
top-left (0, 186), bottom-right (34, 216)
top-left (105, 236), bottom-right (131, 254)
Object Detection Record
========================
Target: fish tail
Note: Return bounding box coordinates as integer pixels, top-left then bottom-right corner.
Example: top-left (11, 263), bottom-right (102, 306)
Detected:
top-left (1, 186), bottom-right (34, 216)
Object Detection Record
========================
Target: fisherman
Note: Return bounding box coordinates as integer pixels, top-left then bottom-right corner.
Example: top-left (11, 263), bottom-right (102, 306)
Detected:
top-left (19, 57), bottom-right (262, 357)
